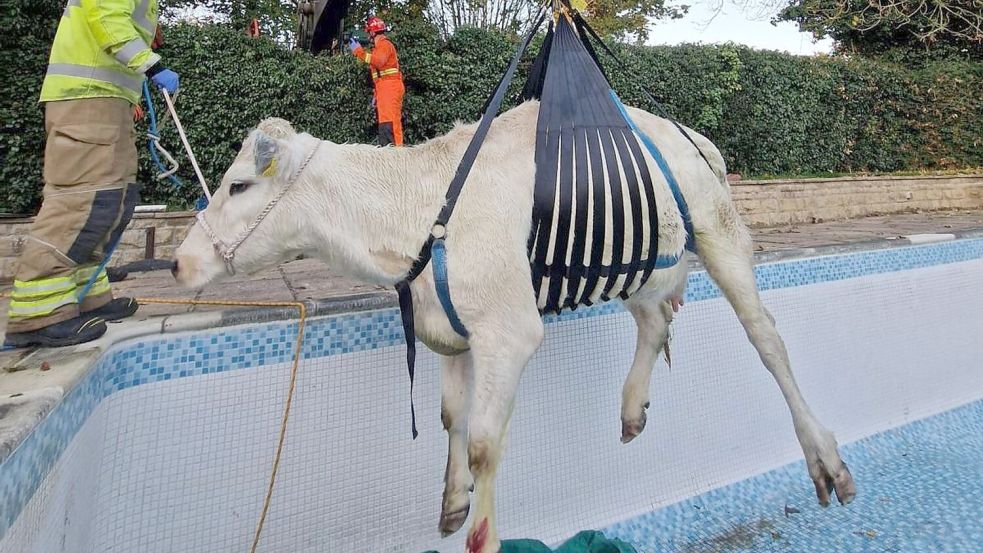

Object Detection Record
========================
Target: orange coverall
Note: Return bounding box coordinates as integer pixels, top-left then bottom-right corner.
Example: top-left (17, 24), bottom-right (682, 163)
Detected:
top-left (353, 34), bottom-right (405, 146)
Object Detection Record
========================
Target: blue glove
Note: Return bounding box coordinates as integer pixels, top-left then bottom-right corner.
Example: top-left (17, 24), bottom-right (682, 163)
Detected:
top-left (371, 96), bottom-right (376, 109)
top-left (348, 37), bottom-right (359, 51)
top-left (150, 68), bottom-right (179, 95)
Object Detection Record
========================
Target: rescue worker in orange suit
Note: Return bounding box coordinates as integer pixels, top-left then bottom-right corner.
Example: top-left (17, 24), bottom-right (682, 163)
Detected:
top-left (348, 17), bottom-right (405, 146)
top-left (3, 1), bottom-right (178, 348)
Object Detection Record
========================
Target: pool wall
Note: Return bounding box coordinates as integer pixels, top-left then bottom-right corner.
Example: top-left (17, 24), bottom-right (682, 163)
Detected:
top-left (2, 238), bottom-right (982, 552)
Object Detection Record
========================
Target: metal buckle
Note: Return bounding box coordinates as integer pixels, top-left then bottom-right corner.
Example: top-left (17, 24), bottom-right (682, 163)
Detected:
top-left (431, 223), bottom-right (446, 239)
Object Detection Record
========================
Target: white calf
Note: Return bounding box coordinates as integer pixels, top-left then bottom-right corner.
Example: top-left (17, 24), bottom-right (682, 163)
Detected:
top-left (174, 100), bottom-right (855, 553)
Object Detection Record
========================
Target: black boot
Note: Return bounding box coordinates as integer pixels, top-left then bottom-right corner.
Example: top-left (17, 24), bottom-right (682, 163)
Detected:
top-left (83, 297), bottom-right (139, 321)
top-left (4, 316), bottom-right (107, 348)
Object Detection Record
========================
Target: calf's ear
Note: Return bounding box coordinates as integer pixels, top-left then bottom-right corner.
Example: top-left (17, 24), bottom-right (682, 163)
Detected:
top-left (254, 131), bottom-right (281, 178)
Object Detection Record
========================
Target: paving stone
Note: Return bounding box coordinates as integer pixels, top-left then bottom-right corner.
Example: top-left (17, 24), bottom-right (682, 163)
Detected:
top-left (1, 209), bottom-right (982, 333)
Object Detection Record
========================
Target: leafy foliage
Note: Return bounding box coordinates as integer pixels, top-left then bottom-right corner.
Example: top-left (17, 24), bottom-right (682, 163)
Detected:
top-left (777, 0), bottom-right (983, 59)
top-left (2, 4), bottom-right (981, 214)
top-left (581, 0), bottom-right (687, 43)
top-left (0, 0), bottom-right (62, 215)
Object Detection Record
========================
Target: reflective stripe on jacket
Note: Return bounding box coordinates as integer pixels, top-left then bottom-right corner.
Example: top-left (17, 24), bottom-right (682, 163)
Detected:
top-left (40, 0), bottom-right (160, 105)
top-left (352, 35), bottom-right (402, 82)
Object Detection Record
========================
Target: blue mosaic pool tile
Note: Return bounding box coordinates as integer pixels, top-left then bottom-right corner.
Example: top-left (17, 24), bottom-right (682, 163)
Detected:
top-left (603, 399), bottom-right (983, 552)
top-left (1, 237), bottom-right (982, 541)
top-left (685, 237), bottom-right (983, 303)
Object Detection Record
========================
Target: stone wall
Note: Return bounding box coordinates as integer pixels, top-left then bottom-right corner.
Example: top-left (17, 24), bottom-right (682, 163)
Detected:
top-left (2, 174), bottom-right (981, 282)
top-left (0, 212), bottom-right (192, 282)
top-left (729, 174), bottom-right (983, 228)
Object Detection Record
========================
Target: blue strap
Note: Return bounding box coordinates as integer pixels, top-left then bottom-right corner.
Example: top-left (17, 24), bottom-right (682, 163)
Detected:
top-left (142, 82), bottom-right (208, 209)
top-left (143, 81), bottom-right (182, 189)
top-left (431, 238), bottom-right (469, 338)
top-left (653, 252), bottom-right (683, 270)
top-left (75, 238), bottom-right (120, 302)
top-left (609, 90), bottom-right (696, 253)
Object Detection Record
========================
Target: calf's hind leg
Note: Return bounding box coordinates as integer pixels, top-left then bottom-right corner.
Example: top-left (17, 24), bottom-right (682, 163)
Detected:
top-left (620, 295), bottom-right (674, 443)
top-left (695, 211), bottom-right (856, 506)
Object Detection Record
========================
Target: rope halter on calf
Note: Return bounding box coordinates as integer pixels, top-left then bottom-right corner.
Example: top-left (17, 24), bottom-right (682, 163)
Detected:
top-left (195, 141), bottom-right (323, 276)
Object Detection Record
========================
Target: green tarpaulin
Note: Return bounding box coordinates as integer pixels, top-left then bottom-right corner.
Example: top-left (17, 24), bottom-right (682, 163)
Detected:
top-left (423, 530), bottom-right (637, 553)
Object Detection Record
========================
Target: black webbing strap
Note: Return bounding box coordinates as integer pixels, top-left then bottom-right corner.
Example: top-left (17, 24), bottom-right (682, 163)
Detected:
top-left (564, 125), bottom-right (590, 309)
top-left (395, 281), bottom-right (418, 439)
top-left (571, 11), bottom-right (717, 175)
top-left (597, 127), bottom-right (625, 302)
top-left (620, 126), bottom-right (661, 288)
top-left (520, 21), bottom-right (554, 102)
top-left (394, 5), bottom-right (548, 439)
top-left (572, 14), bottom-right (609, 84)
top-left (578, 126), bottom-right (606, 306)
top-left (529, 47), bottom-right (561, 301)
top-left (610, 128), bottom-right (644, 297)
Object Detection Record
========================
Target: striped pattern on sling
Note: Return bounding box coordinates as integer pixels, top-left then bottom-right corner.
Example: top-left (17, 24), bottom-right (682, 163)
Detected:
top-left (527, 17), bottom-right (685, 315)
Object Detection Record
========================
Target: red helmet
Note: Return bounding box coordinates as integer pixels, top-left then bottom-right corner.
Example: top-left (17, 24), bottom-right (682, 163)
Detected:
top-left (365, 16), bottom-right (386, 34)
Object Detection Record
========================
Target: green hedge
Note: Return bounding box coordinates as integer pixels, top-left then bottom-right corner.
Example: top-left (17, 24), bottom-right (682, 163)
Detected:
top-left (2, 8), bottom-right (981, 214)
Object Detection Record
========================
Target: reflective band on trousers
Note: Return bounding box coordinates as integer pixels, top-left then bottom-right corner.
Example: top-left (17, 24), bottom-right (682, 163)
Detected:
top-left (74, 268), bottom-right (110, 297)
top-left (84, 277), bottom-right (111, 298)
top-left (46, 63), bottom-right (143, 92)
top-left (114, 38), bottom-right (148, 66)
top-left (63, 0), bottom-right (80, 16)
top-left (74, 266), bottom-right (106, 280)
top-left (11, 276), bottom-right (76, 298)
top-left (8, 288), bottom-right (78, 317)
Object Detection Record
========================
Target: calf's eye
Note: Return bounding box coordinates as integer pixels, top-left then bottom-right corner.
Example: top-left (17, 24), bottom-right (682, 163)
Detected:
top-left (229, 181), bottom-right (251, 196)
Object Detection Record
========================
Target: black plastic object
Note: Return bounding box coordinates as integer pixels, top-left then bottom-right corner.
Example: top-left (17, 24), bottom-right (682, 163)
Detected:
top-left (107, 258), bottom-right (179, 282)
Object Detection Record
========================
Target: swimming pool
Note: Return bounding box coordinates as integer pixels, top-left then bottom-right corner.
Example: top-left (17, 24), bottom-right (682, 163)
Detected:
top-left (2, 236), bottom-right (982, 553)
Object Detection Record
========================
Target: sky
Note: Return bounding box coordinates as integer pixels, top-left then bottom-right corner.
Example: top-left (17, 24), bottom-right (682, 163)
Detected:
top-left (646, 1), bottom-right (835, 56)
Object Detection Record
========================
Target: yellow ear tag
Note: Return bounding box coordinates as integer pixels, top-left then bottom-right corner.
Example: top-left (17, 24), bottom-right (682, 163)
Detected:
top-left (261, 158), bottom-right (278, 178)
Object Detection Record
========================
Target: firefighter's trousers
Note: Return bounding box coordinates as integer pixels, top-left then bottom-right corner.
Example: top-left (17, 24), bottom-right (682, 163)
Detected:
top-left (7, 98), bottom-right (140, 333)
top-left (374, 78), bottom-right (405, 146)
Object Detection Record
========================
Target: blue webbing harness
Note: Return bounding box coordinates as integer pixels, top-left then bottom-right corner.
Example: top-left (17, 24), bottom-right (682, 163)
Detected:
top-left (610, 89), bottom-right (697, 254)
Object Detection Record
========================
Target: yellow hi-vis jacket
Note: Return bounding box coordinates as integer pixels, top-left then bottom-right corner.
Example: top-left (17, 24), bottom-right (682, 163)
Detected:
top-left (40, 0), bottom-right (160, 105)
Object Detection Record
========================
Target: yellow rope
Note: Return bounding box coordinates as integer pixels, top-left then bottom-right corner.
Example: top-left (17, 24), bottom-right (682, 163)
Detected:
top-left (135, 297), bottom-right (308, 553)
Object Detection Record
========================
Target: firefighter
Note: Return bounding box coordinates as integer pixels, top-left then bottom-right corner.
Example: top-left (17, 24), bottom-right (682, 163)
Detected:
top-left (3, 0), bottom-right (179, 348)
top-left (348, 16), bottom-right (405, 146)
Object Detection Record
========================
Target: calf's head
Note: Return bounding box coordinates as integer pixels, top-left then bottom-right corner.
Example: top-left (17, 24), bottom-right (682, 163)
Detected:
top-left (173, 118), bottom-right (312, 288)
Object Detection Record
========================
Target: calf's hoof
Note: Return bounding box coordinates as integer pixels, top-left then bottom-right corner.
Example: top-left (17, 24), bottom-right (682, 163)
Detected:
top-left (438, 503), bottom-right (470, 537)
top-left (813, 460), bottom-right (856, 506)
top-left (620, 402), bottom-right (649, 443)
